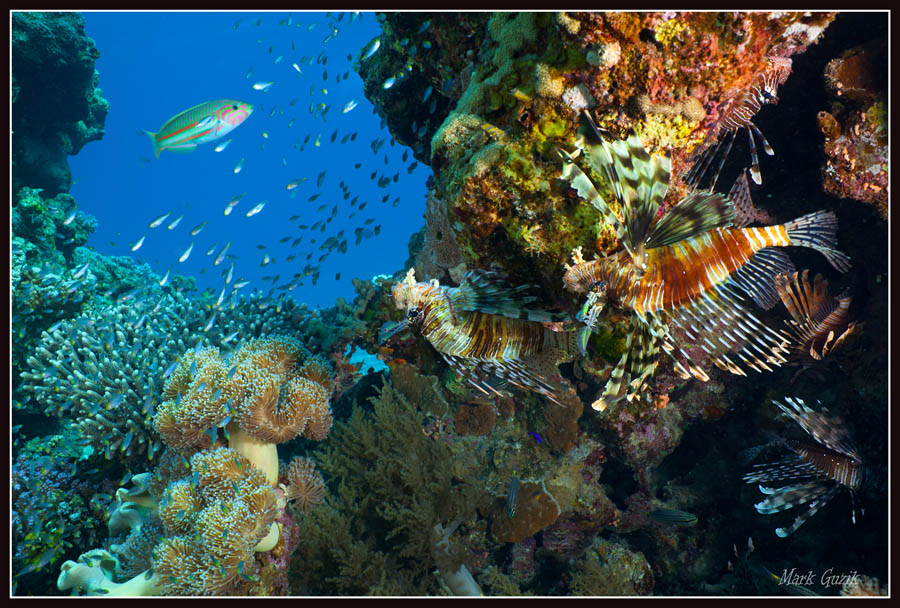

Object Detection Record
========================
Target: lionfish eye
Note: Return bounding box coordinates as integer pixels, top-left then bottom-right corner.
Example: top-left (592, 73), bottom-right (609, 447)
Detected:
top-left (407, 309), bottom-right (419, 320)
top-left (591, 280), bottom-right (607, 291)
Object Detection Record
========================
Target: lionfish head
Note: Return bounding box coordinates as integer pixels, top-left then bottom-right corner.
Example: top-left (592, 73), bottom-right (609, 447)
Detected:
top-left (392, 268), bottom-right (440, 325)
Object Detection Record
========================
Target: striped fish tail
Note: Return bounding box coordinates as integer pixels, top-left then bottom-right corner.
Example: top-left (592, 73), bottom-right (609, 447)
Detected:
top-left (143, 130), bottom-right (161, 158)
top-left (784, 211), bottom-right (851, 272)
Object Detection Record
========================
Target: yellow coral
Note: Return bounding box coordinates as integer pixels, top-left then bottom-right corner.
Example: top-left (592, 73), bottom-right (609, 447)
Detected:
top-left (654, 19), bottom-right (689, 47)
top-left (534, 63), bottom-right (566, 99)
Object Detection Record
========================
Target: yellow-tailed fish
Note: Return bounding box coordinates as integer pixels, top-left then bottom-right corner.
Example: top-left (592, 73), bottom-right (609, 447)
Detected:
top-left (167, 214), bottom-right (184, 230)
top-left (214, 242), bottom-right (231, 266)
top-left (143, 100), bottom-right (252, 158)
top-left (178, 242), bottom-right (194, 263)
top-left (246, 201), bottom-right (266, 217)
top-left (190, 221), bottom-right (207, 236)
top-left (148, 212), bottom-right (171, 228)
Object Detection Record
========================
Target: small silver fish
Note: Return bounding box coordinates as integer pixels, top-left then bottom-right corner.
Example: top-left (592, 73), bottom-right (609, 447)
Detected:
top-left (362, 38), bottom-right (380, 60)
top-left (246, 201), bottom-right (266, 217)
top-left (382, 76), bottom-right (396, 90)
top-left (190, 221), bottom-right (207, 236)
top-left (73, 261), bottom-right (91, 279)
top-left (131, 235), bottom-right (146, 251)
top-left (178, 242), bottom-right (194, 263)
top-left (214, 139), bottom-right (232, 152)
top-left (149, 212), bottom-right (171, 228)
top-left (214, 242), bottom-right (231, 266)
top-left (342, 99), bottom-right (358, 114)
top-left (159, 269), bottom-right (170, 286)
top-left (233, 157), bottom-right (245, 174)
top-left (253, 81), bottom-right (274, 91)
top-left (63, 209), bottom-right (78, 225)
top-left (167, 214), bottom-right (184, 230)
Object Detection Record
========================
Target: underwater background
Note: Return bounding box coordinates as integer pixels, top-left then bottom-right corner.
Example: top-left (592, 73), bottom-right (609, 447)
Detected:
top-left (11, 11), bottom-right (888, 596)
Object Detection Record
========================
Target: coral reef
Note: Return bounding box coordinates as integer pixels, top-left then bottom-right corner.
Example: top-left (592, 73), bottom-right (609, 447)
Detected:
top-left (56, 333), bottom-right (336, 596)
top-left (289, 380), bottom-right (491, 595)
top-left (12, 12), bottom-right (108, 197)
top-left (366, 12), bottom-right (836, 297)
top-left (568, 537), bottom-right (654, 595)
top-left (19, 291), bottom-right (315, 464)
top-left (12, 429), bottom-right (116, 595)
top-left (819, 38), bottom-right (888, 217)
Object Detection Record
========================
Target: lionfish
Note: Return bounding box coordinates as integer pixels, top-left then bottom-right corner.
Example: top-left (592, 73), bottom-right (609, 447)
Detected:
top-left (744, 397), bottom-right (864, 537)
top-left (684, 57), bottom-right (792, 189)
top-left (380, 268), bottom-right (576, 404)
top-left (774, 270), bottom-right (860, 366)
top-left (560, 118), bottom-right (851, 411)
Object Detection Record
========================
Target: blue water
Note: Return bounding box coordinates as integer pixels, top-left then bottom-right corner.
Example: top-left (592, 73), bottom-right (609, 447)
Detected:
top-left (70, 11), bottom-right (429, 309)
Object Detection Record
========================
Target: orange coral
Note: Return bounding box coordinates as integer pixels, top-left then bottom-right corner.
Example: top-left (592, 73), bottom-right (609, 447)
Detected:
top-left (491, 481), bottom-right (561, 543)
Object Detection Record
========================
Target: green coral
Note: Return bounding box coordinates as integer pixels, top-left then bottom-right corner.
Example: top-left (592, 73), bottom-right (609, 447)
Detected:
top-left (289, 380), bottom-right (489, 595)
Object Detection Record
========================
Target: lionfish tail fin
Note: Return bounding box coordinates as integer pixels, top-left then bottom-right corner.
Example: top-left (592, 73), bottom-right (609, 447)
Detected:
top-left (784, 211), bottom-right (851, 273)
top-left (452, 270), bottom-right (569, 323)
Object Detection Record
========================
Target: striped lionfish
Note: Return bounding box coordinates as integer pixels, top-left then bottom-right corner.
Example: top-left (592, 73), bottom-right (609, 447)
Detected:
top-left (684, 57), bottom-right (792, 189)
top-left (380, 268), bottom-right (576, 404)
top-left (744, 397), bottom-right (864, 537)
top-left (774, 270), bottom-right (860, 367)
top-left (560, 117), bottom-right (851, 411)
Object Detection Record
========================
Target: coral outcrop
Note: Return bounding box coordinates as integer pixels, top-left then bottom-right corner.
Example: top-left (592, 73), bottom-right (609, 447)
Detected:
top-left (12, 12), bottom-right (108, 198)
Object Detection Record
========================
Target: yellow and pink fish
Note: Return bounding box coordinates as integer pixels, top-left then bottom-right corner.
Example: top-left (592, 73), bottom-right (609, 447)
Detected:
top-left (143, 99), bottom-right (253, 158)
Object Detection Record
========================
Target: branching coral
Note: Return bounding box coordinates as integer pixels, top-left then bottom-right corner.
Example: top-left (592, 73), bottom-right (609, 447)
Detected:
top-left (20, 290), bottom-right (313, 465)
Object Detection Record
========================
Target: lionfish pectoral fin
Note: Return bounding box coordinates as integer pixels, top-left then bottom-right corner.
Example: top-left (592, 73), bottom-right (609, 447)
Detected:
top-left (773, 484), bottom-right (840, 537)
top-left (644, 191), bottom-right (735, 249)
top-left (730, 248), bottom-right (796, 310)
top-left (451, 270), bottom-right (568, 322)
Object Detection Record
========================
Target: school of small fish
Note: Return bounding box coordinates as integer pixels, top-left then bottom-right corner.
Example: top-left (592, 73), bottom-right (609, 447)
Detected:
top-left (124, 11), bottom-right (433, 315)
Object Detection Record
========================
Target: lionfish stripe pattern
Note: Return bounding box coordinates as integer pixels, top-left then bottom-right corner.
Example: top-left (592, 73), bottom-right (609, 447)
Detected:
top-left (386, 269), bottom-right (575, 405)
top-left (774, 270), bottom-right (858, 361)
top-left (744, 397), bottom-right (863, 537)
top-left (684, 57), bottom-right (792, 189)
top-left (562, 127), bottom-right (850, 410)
